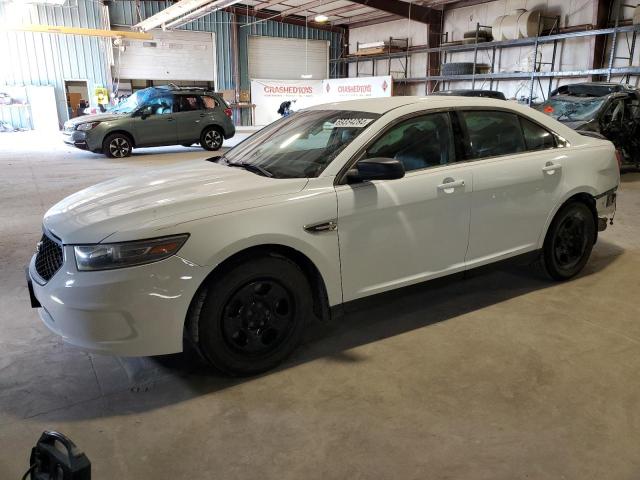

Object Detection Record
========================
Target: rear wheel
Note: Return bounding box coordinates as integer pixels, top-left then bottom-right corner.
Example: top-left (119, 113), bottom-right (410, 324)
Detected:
top-left (103, 133), bottom-right (132, 158)
top-left (200, 127), bottom-right (223, 151)
top-left (192, 256), bottom-right (312, 376)
top-left (539, 201), bottom-right (595, 280)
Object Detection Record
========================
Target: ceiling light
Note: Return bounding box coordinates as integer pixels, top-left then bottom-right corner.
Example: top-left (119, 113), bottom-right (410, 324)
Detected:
top-left (301, 74), bottom-right (313, 79)
top-left (314, 14), bottom-right (329, 23)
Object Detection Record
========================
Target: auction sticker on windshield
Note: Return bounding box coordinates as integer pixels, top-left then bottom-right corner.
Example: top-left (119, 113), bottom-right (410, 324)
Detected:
top-left (334, 118), bottom-right (375, 128)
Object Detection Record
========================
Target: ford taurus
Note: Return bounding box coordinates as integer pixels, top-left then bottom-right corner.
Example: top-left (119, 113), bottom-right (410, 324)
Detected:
top-left (29, 97), bottom-right (619, 375)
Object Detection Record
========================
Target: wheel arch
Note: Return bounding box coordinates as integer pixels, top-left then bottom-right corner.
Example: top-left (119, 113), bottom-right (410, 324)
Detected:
top-left (184, 243), bottom-right (331, 345)
top-left (103, 129), bottom-right (136, 148)
top-left (538, 189), bottom-right (599, 248)
top-left (200, 124), bottom-right (224, 139)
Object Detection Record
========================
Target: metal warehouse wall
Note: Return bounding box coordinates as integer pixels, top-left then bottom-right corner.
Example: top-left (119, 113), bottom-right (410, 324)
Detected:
top-left (109, 1), bottom-right (344, 123)
top-left (0, 0), bottom-right (112, 129)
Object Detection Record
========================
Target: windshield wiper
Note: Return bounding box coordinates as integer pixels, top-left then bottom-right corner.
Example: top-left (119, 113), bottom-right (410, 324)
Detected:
top-left (226, 161), bottom-right (273, 178)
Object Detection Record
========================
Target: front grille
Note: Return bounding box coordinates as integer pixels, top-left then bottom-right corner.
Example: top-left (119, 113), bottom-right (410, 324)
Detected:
top-left (34, 233), bottom-right (64, 282)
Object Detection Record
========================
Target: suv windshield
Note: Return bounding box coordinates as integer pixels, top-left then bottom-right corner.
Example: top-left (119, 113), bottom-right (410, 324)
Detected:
top-left (220, 110), bottom-right (380, 178)
top-left (541, 96), bottom-right (606, 122)
top-left (111, 88), bottom-right (174, 114)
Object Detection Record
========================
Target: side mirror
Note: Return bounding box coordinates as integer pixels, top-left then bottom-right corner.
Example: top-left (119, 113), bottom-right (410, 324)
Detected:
top-left (136, 106), bottom-right (153, 119)
top-left (346, 157), bottom-right (405, 184)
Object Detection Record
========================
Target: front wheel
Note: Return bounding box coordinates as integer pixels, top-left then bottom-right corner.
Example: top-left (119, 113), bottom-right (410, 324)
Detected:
top-left (191, 256), bottom-right (312, 376)
top-left (539, 201), bottom-right (595, 280)
top-left (103, 133), bottom-right (133, 158)
top-left (200, 127), bottom-right (223, 151)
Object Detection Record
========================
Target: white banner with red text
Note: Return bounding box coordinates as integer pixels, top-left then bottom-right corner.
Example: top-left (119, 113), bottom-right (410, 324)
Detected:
top-left (321, 76), bottom-right (393, 103)
top-left (250, 79), bottom-right (323, 126)
top-left (250, 76), bottom-right (393, 126)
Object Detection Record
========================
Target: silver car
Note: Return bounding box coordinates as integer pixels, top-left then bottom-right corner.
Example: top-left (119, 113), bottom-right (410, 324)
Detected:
top-left (62, 85), bottom-right (236, 158)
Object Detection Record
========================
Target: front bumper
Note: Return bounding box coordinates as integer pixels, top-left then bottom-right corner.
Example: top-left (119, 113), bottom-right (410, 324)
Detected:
top-left (28, 249), bottom-right (209, 356)
top-left (62, 130), bottom-right (100, 152)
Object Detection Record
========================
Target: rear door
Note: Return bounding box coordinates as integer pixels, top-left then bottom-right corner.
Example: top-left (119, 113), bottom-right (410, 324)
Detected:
top-left (458, 109), bottom-right (566, 268)
top-left (174, 94), bottom-right (206, 144)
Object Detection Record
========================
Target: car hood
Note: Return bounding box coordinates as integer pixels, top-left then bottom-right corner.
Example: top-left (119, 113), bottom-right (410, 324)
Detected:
top-left (43, 160), bottom-right (309, 243)
top-left (64, 112), bottom-right (125, 127)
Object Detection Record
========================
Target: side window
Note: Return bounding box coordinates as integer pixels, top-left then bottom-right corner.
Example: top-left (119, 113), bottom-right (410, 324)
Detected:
top-left (146, 95), bottom-right (173, 115)
top-left (461, 110), bottom-right (525, 159)
top-left (365, 112), bottom-right (454, 172)
top-left (520, 117), bottom-right (556, 151)
top-left (177, 95), bottom-right (202, 112)
top-left (202, 95), bottom-right (219, 110)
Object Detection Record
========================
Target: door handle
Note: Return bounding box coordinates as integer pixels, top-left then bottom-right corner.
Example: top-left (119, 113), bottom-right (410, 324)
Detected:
top-left (437, 179), bottom-right (465, 191)
top-left (199, 113), bottom-right (206, 118)
top-left (542, 162), bottom-right (562, 174)
top-left (167, 118), bottom-right (175, 122)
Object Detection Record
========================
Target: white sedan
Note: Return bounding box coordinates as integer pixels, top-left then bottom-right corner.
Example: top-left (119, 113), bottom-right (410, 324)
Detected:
top-left (27, 96), bottom-right (619, 375)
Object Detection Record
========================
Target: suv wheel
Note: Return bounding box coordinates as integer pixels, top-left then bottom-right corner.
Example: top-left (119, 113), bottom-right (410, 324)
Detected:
top-left (538, 201), bottom-right (595, 280)
top-left (200, 127), bottom-right (223, 151)
top-left (103, 133), bottom-right (132, 158)
top-left (190, 256), bottom-right (312, 376)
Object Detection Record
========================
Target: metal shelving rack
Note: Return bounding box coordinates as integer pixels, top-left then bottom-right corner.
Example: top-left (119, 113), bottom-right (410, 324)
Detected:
top-left (350, 37), bottom-right (410, 78)
top-left (330, 23), bottom-right (640, 104)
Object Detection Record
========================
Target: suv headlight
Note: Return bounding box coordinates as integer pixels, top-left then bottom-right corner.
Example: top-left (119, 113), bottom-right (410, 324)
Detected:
top-left (74, 234), bottom-right (189, 271)
top-left (76, 122), bottom-right (100, 131)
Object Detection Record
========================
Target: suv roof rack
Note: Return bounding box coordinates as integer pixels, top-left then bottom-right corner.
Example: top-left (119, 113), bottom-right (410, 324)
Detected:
top-left (168, 83), bottom-right (212, 91)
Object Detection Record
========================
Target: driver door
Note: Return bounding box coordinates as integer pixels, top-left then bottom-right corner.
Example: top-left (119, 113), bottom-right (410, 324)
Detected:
top-left (132, 94), bottom-right (178, 146)
top-left (335, 112), bottom-right (472, 302)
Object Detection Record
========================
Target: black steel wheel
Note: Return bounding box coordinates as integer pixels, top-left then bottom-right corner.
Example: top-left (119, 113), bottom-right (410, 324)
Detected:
top-left (103, 133), bottom-right (132, 158)
top-left (540, 201), bottom-right (595, 280)
top-left (200, 127), bottom-right (223, 151)
top-left (221, 279), bottom-right (295, 356)
top-left (191, 255), bottom-right (312, 376)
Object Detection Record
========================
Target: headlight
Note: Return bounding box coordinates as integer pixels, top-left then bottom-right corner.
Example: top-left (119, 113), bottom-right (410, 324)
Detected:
top-left (74, 234), bottom-right (189, 271)
top-left (76, 122), bottom-right (100, 131)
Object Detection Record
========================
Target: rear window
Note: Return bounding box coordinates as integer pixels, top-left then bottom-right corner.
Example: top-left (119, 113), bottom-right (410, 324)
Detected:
top-left (520, 117), bottom-right (556, 151)
top-left (461, 110), bottom-right (525, 159)
top-left (202, 95), bottom-right (219, 110)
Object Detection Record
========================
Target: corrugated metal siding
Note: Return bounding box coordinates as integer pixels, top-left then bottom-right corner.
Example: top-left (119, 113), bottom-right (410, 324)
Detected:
top-left (110, 2), bottom-right (343, 89)
top-left (110, 2), bottom-right (344, 123)
top-left (110, 2), bottom-right (236, 89)
top-left (0, 0), bottom-right (112, 129)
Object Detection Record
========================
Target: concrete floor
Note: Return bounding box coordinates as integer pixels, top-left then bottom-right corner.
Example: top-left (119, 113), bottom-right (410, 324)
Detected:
top-left (1, 131), bottom-right (640, 479)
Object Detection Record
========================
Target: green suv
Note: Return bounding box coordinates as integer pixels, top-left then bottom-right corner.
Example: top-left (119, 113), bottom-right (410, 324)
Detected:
top-left (62, 86), bottom-right (236, 158)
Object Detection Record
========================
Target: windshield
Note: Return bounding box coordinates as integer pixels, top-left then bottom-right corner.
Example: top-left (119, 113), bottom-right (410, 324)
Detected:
top-left (111, 88), bottom-right (170, 114)
top-left (221, 110), bottom-right (380, 178)
top-left (541, 96), bottom-right (606, 122)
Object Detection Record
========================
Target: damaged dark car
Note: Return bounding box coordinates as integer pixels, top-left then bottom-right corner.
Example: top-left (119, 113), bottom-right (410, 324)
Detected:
top-left (538, 82), bottom-right (640, 168)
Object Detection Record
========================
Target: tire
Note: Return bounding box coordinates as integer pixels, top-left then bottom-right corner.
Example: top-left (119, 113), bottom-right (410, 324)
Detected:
top-left (441, 62), bottom-right (476, 76)
top-left (192, 256), bottom-right (312, 376)
top-left (538, 201), bottom-right (596, 281)
top-left (200, 127), bottom-right (223, 151)
top-left (103, 132), bottom-right (133, 158)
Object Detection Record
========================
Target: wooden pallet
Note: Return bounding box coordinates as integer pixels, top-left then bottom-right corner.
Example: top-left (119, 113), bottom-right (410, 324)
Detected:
top-left (354, 47), bottom-right (407, 56)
